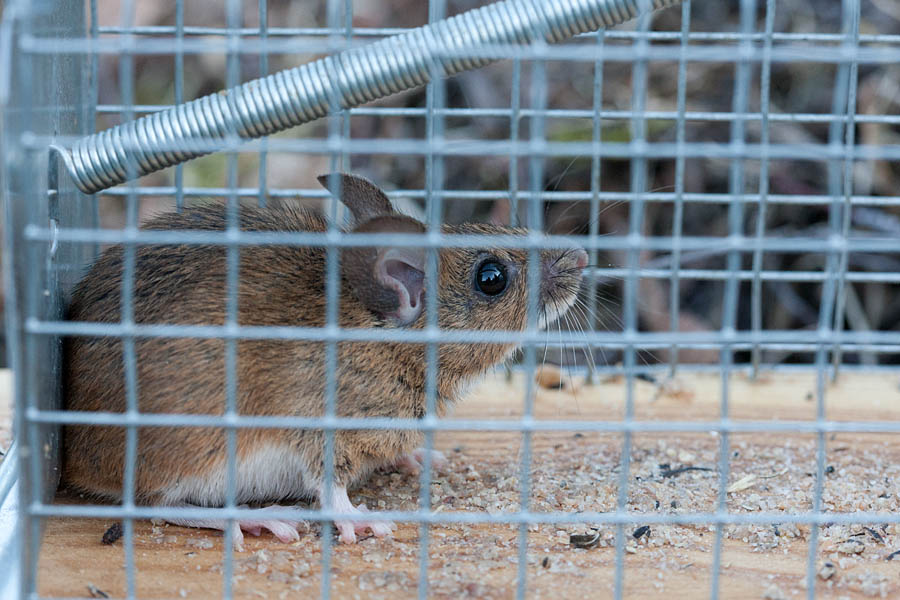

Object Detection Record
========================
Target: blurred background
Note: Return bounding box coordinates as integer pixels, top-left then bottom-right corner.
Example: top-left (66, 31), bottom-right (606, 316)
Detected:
top-left (9, 0), bottom-right (900, 371)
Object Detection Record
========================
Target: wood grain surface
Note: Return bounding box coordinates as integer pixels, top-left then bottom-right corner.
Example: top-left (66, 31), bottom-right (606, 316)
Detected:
top-left (35, 371), bottom-right (900, 599)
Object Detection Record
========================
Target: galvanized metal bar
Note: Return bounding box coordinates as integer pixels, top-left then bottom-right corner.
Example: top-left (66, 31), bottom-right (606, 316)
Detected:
top-left (117, 0), bottom-right (139, 594)
top-left (667, 0), bottom-right (690, 376)
top-left (710, 0), bottom-right (754, 595)
top-left (807, 1), bottom-right (862, 596)
top-left (25, 318), bottom-right (900, 347)
top-left (90, 103), bottom-right (900, 127)
top-left (419, 0), bottom-right (448, 595)
top-left (53, 0), bottom-right (680, 195)
top-left (517, 27), bottom-right (549, 597)
top-left (21, 37), bottom-right (900, 63)
top-left (174, 0), bottom-right (185, 211)
top-left (614, 2), bottom-right (652, 596)
top-left (749, 0), bottom-right (776, 376)
top-left (21, 410), bottom-right (900, 434)
top-left (256, 0), bottom-right (269, 209)
top-left (84, 184), bottom-right (900, 208)
top-left (221, 0), bottom-right (244, 595)
top-left (319, 2), bottom-right (350, 596)
top-left (585, 24), bottom-right (605, 383)
top-left (829, 0), bottom-right (862, 378)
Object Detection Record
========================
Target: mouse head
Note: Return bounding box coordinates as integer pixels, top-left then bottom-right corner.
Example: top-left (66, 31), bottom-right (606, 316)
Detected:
top-left (435, 222), bottom-right (587, 334)
top-left (321, 173), bottom-right (587, 371)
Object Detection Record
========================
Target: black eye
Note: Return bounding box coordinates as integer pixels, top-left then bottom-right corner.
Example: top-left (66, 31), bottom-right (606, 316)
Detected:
top-left (476, 261), bottom-right (508, 296)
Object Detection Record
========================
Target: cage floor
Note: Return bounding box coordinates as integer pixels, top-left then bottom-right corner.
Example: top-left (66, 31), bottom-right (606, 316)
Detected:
top-left (37, 372), bottom-right (900, 599)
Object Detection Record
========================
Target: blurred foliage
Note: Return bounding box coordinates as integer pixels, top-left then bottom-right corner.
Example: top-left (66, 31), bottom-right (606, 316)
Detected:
top-left (88, 0), bottom-right (900, 368)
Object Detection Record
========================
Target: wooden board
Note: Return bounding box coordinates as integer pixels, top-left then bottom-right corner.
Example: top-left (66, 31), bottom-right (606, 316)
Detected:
top-left (35, 372), bottom-right (900, 599)
top-left (0, 369), bottom-right (13, 460)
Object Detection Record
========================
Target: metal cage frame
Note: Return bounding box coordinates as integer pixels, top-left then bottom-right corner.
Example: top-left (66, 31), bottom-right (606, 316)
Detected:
top-left (2, 0), bottom-right (899, 598)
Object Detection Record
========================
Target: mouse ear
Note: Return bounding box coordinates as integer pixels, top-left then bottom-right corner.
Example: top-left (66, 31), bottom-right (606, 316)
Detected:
top-left (344, 215), bottom-right (427, 326)
top-left (374, 247), bottom-right (425, 325)
top-left (317, 173), bottom-right (395, 223)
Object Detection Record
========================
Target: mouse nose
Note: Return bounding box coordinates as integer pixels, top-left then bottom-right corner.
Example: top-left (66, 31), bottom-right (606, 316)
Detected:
top-left (574, 248), bottom-right (588, 270)
top-left (542, 247), bottom-right (589, 280)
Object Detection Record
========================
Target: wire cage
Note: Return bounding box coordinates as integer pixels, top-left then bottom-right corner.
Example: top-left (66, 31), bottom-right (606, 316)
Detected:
top-left (1, 0), bottom-right (899, 598)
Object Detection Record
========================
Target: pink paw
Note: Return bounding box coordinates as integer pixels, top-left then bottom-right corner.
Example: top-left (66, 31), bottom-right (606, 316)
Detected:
top-left (230, 505), bottom-right (308, 551)
top-left (317, 484), bottom-right (394, 544)
top-left (396, 448), bottom-right (448, 475)
top-left (334, 504), bottom-right (394, 544)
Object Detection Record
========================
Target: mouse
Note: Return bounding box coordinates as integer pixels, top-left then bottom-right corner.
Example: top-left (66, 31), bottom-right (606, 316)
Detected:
top-left (61, 173), bottom-right (588, 549)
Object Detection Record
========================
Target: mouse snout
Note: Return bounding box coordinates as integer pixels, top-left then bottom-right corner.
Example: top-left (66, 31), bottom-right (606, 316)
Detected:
top-left (537, 246), bottom-right (587, 328)
top-left (542, 247), bottom-right (588, 280)
top-left (573, 248), bottom-right (588, 270)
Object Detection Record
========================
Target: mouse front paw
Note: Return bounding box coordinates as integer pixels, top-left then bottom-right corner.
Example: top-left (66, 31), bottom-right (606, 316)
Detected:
top-left (318, 484), bottom-right (395, 543)
top-left (334, 505), bottom-right (394, 544)
top-left (396, 448), bottom-right (448, 475)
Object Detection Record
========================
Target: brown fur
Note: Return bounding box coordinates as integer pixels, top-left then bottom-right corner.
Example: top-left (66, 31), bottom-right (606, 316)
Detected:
top-left (61, 175), bottom-right (586, 507)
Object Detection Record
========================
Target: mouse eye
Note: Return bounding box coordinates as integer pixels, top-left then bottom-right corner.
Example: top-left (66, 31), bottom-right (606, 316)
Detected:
top-left (475, 261), bottom-right (508, 296)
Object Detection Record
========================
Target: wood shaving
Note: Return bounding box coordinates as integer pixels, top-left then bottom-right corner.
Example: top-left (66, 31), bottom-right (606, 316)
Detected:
top-left (727, 474), bottom-right (758, 493)
top-left (535, 365), bottom-right (580, 391)
top-left (535, 365), bottom-right (565, 389)
top-left (569, 530), bottom-right (600, 549)
top-left (357, 571), bottom-right (413, 591)
top-left (762, 583), bottom-right (787, 600)
top-left (818, 561), bottom-right (837, 580)
top-left (837, 540), bottom-right (866, 555)
top-left (186, 538), bottom-right (214, 550)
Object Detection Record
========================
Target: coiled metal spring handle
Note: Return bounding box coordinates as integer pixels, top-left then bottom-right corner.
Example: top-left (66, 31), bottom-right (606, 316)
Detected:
top-left (59, 0), bottom-right (679, 194)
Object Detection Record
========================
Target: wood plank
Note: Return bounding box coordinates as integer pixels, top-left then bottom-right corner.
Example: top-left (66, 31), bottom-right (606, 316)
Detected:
top-left (36, 372), bottom-right (900, 599)
top-left (0, 369), bottom-right (13, 461)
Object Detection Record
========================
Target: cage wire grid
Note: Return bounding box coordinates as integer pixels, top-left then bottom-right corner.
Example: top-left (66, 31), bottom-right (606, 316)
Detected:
top-left (1, 0), bottom-right (900, 598)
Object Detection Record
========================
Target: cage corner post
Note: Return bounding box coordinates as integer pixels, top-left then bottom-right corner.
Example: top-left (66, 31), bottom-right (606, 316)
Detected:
top-left (0, 0), bottom-right (97, 597)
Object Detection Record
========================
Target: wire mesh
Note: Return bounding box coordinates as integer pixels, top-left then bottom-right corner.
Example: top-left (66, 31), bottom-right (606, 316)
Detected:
top-left (2, 0), bottom-right (900, 599)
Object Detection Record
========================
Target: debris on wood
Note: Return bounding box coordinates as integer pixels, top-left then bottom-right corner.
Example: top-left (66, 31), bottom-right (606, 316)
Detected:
top-left (762, 583), bottom-right (786, 600)
top-left (569, 529), bottom-right (600, 549)
top-left (817, 561), bottom-right (836, 580)
top-left (837, 539), bottom-right (865, 554)
top-left (186, 537), bottom-right (214, 550)
top-left (653, 376), bottom-right (695, 402)
top-left (632, 525), bottom-right (650, 540)
top-left (535, 365), bottom-right (580, 392)
top-left (535, 365), bottom-right (565, 389)
top-left (357, 571), bottom-right (412, 591)
top-left (659, 463), bottom-right (713, 479)
top-left (727, 474), bottom-right (758, 493)
top-left (863, 527), bottom-right (885, 544)
top-left (101, 522), bottom-right (122, 545)
top-left (87, 584), bottom-right (109, 598)
top-left (758, 468), bottom-right (788, 480)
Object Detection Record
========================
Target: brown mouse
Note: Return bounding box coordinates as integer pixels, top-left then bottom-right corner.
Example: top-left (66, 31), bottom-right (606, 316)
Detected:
top-left (61, 173), bottom-right (588, 549)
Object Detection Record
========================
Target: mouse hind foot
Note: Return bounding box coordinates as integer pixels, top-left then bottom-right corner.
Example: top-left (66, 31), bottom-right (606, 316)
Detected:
top-left (164, 504), bottom-right (310, 551)
top-left (334, 503), bottom-right (394, 544)
top-left (318, 484), bottom-right (394, 543)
